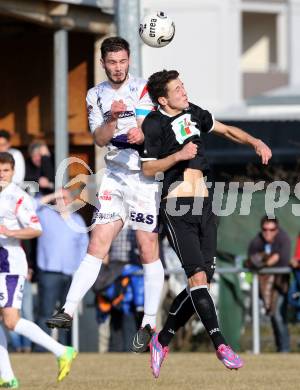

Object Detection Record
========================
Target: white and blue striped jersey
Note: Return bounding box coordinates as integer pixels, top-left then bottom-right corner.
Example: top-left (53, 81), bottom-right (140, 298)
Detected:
top-left (86, 74), bottom-right (154, 172)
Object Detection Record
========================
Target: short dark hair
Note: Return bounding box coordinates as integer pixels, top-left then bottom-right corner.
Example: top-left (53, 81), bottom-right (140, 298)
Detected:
top-left (261, 215), bottom-right (279, 228)
top-left (28, 140), bottom-right (46, 156)
top-left (147, 70), bottom-right (179, 105)
top-left (0, 152), bottom-right (15, 169)
top-left (0, 129), bottom-right (11, 141)
top-left (100, 37), bottom-right (130, 59)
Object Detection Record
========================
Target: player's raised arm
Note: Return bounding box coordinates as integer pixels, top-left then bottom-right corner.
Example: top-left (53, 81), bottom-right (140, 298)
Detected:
top-left (212, 120), bottom-right (272, 165)
top-left (142, 142), bottom-right (198, 177)
top-left (86, 84), bottom-right (127, 147)
top-left (93, 100), bottom-right (127, 147)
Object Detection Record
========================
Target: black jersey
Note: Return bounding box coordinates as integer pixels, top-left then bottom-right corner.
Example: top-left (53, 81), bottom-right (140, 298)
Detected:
top-left (140, 103), bottom-right (214, 198)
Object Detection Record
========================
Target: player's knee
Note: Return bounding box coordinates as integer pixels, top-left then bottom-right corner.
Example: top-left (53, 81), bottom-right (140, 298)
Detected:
top-left (188, 269), bottom-right (207, 287)
top-left (88, 240), bottom-right (106, 258)
top-left (139, 245), bottom-right (155, 262)
top-left (3, 315), bottom-right (18, 331)
top-left (88, 235), bottom-right (110, 258)
top-left (140, 248), bottom-right (159, 263)
top-left (137, 233), bottom-right (158, 262)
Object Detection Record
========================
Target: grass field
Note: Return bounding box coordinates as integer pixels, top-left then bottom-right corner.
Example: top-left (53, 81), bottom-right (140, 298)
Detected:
top-left (9, 352), bottom-right (300, 390)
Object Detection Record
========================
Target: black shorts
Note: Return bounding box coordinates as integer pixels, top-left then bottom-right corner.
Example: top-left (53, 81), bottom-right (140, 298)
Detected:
top-left (160, 197), bottom-right (217, 282)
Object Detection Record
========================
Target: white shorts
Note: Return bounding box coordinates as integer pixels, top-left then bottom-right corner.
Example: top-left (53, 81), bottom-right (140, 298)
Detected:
top-left (94, 170), bottom-right (160, 232)
top-left (0, 274), bottom-right (25, 309)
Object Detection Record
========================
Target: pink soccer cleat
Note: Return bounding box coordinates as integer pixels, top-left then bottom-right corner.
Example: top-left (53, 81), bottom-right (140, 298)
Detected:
top-left (149, 333), bottom-right (169, 378)
top-left (216, 344), bottom-right (244, 370)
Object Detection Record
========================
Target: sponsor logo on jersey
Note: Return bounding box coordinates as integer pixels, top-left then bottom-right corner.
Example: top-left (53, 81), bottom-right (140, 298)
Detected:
top-left (30, 215), bottom-right (39, 223)
top-left (171, 114), bottom-right (200, 144)
top-left (103, 110), bottom-right (135, 121)
top-left (130, 85), bottom-right (138, 93)
top-left (99, 190), bottom-right (112, 201)
top-left (118, 110), bottom-right (135, 119)
top-left (180, 117), bottom-right (192, 136)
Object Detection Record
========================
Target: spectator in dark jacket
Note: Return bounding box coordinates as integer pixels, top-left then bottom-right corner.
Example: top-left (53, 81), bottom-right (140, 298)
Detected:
top-left (25, 141), bottom-right (54, 195)
top-left (24, 141), bottom-right (55, 286)
top-left (248, 215), bottom-right (291, 352)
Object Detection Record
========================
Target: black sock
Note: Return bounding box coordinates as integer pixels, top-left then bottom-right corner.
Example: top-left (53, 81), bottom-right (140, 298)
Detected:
top-left (190, 286), bottom-right (226, 350)
top-left (158, 288), bottom-right (195, 347)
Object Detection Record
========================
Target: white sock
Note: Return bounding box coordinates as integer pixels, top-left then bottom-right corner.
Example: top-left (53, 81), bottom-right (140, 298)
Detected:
top-left (63, 254), bottom-right (102, 316)
top-left (0, 325), bottom-right (15, 381)
top-left (141, 259), bottom-right (164, 328)
top-left (14, 319), bottom-right (65, 357)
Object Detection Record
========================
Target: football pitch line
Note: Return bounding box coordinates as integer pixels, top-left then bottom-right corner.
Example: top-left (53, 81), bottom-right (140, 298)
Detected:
top-left (11, 352), bottom-right (299, 389)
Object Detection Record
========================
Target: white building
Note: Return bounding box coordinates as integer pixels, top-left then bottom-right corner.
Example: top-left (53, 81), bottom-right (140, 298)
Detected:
top-left (140, 0), bottom-right (300, 120)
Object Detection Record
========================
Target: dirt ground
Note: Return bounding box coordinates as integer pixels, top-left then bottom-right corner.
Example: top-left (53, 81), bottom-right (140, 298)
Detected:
top-left (10, 352), bottom-right (299, 390)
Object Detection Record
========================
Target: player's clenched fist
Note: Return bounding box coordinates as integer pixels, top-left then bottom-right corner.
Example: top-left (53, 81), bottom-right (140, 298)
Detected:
top-left (176, 141), bottom-right (198, 161)
top-left (110, 99), bottom-right (126, 120)
top-left (127, 127), bottom-right (144, 145)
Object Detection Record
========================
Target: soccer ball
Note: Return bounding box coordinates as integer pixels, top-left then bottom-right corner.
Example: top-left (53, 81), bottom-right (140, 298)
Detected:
top-left (139, 11), bottom-right (175, 48)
